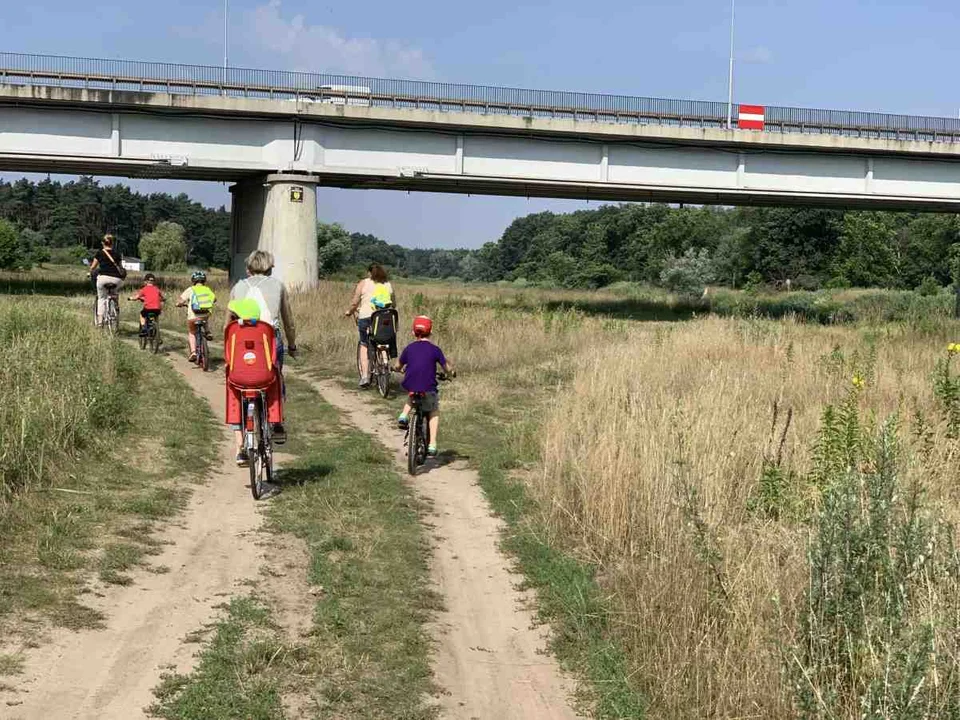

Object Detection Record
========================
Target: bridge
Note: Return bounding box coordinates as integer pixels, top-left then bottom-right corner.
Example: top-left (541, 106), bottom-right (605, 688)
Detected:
top-left (3, 53), bottom-right (960, 287)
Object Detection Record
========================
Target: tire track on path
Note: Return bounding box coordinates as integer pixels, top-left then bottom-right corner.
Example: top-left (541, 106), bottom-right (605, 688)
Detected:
top-left (8, 353), bottom-right (264, 720)
top-left (299, 375), bottom-right (582, 720)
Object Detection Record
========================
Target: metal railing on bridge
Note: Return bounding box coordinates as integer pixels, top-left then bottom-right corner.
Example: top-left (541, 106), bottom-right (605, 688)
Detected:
top-left (2, 51), bottom-right (959, 144)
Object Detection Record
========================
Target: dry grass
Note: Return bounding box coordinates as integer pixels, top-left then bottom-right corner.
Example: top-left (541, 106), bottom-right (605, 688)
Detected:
top-left (289, 278), bottom-right (960, 717)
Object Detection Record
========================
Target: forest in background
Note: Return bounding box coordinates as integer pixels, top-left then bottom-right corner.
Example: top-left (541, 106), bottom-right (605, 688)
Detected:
top-left (3, 176), bottom-right (959, 292)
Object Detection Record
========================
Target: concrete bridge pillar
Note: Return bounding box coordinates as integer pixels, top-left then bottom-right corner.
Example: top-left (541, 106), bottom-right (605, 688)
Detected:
top-left (229, 173), bottom-right (319, 290)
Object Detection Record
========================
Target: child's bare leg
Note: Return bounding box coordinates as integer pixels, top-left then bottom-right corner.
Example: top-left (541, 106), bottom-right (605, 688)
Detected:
top-left (428, 412), bottom-right (440, 448)
top-left (234, 429), bottom-right (244, 453)
top-left (187, 320), bottom-right (197, 355)
top-left (400, 402), bottom-right (412, 417)
top-left (139, 315), bottom-right (146, 329)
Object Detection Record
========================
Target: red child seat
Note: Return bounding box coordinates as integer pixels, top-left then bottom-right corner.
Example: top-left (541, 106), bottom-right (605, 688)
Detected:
top-left (225, 320), bottom-right (277, 390)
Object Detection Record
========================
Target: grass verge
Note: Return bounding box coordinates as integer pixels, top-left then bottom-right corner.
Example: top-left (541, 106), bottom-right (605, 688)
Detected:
top-left (151, 375), bottom-right (439, 719)
top-left (0, 297), bottom-right (216, 660)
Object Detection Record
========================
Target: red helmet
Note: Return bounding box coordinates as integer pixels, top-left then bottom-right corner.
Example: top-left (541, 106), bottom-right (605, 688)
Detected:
top-left (412, 315), bottom-right (433, 337)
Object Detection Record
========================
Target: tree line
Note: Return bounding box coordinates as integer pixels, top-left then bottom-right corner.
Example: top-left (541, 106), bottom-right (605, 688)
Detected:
top-left (0, 176), bottom-right (231, 269)
top-left (3, 175), bottom-right (959, 293)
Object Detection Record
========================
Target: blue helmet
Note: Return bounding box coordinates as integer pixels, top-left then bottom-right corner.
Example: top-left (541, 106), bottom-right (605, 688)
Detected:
top-left (191, 270), bottom-right (207, 283)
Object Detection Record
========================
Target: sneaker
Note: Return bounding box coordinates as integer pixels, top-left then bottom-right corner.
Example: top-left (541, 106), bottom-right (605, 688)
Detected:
top-left (138, 328), bottom-right (148, 337)
top-left (272, 424), bottom-right (287, 445)
top-left (427, 445), bottom-right (438, 457)
top-left (205, 331), bottom-right (213, 340)
top-left (236, 450), bottom-right (249, 467)
top-left (188, 353), bottom-right (197, 363)
top-left (359, 376), bottom-right (371, 389)
top-left (397, 415), bottom-right (409, 430)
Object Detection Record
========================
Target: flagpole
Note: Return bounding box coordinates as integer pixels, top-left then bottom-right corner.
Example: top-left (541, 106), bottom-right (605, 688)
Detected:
top-left (726, 0), bottom-right (735, 129)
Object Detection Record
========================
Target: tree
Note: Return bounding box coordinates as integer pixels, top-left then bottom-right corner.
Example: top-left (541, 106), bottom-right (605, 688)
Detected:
top-left (660, 248), bottom-right (714, 296)
top-left (0, 219), bottom-right (26, 270)
top-left (316, 222), bottom-right (352, 275)
top-left (832, 213), bottom-right (898, 288)
top-left (139, 221), bottom-right (187, 271)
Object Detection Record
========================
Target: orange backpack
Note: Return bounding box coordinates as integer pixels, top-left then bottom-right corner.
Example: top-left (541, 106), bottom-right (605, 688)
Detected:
top-left (225, 320), bottom-right (277, 389)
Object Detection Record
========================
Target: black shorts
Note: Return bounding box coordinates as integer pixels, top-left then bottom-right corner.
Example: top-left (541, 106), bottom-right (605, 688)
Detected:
top-left (141, 309), bottom-right (161, 320)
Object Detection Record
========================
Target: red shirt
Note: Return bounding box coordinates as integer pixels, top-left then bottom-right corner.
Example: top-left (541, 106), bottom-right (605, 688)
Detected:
top-left (135, 285), bottom-right (163, 311)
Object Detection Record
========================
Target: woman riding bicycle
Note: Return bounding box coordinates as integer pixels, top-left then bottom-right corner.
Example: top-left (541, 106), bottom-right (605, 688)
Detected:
top-left (344, 263), bottom-right (396, 389)
top-left (229, 250), bottom-right (297, 445)
top-left (88, 234), bottom-right (126, 328)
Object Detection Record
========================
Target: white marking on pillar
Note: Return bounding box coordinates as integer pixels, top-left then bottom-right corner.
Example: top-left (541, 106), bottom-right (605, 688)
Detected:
top-left (111, 114), bottom-right (121, 157)
top-left (866, 157), bottom-right (874, 193)
top-left (455, 135), bottom-right (464, 174)
top-left (601, 144), bottom-right (609, 182)
top-left (736, 152), bottom-right (746, 188)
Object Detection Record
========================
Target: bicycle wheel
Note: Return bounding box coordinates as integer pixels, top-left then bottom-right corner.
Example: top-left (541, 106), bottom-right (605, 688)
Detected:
top-left (151, 323), bottom-right (162, 354)
top-left (139, 326), bottom-right (147, 351)
top-left (250, 399), bottom-right (274, 500)
top-left (376, 348), bottom-right (390, 398)
top-left (199, 334), bottom-right (209, 371)
top-left (107, 299), bottom-right (120, 335)
top-left (356, 342), bottom-right (364, 381)
top-left (406, 409), bottom-right (419, 475)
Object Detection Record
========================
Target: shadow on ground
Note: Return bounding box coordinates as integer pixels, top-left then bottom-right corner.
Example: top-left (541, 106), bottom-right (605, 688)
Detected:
top-left (275, 463), bottom-right (335, 487)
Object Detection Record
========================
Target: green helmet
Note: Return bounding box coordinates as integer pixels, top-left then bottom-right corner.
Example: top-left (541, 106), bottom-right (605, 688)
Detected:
top-left (228, 297), bottom-right (260, 323)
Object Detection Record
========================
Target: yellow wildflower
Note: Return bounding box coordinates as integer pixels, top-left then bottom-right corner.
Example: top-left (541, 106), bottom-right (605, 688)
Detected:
top-left (852, 374), bottom-right (865, 389)
top-left (949, 343), bottom-right (960, 355)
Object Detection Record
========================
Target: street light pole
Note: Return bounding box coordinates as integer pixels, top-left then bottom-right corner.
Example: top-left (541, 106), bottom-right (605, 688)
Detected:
top-left (223, 0), bottom-right (229, 72)
top-left (726, 0), bottom-right (735, 129)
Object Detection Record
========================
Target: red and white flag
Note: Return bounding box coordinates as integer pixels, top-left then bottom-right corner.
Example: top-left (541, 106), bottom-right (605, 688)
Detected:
top-left (737, 104), bottom-right (765, 130)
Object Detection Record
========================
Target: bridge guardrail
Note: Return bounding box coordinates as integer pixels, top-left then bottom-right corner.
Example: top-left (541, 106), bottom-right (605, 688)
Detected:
top-left (1, 52), bottom-right (958, 144)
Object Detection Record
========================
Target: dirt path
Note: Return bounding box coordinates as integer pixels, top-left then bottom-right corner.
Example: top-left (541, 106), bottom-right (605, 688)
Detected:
top-left (8, 354), bottom-right (265, 720)
top-left (302, 377), bottom-right (582, 720)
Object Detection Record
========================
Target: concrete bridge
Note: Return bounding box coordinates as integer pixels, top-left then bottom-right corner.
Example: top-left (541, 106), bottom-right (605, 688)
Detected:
top-left (3, 53), bottom-right (960, 287)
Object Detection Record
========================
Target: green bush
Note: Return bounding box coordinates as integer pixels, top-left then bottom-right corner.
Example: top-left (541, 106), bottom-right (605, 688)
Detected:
top-left (916, 276), bottom-right (942, 296)
top-left (791, 390), bottom-right (960, 718)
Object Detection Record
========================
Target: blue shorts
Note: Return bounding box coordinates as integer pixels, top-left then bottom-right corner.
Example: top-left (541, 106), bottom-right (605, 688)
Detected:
top-left (358, 318), bottom-right (372, 346)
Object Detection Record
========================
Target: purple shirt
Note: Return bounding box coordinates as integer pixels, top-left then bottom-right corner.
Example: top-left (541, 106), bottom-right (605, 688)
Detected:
top-left (400, 341), bottom-right (447, 393)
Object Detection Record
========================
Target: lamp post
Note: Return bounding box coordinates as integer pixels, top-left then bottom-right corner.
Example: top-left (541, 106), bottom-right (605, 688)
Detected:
top-left (726, 0), bottom-right (735, 129)
top-left (224, 0), bottom-right (229, 72)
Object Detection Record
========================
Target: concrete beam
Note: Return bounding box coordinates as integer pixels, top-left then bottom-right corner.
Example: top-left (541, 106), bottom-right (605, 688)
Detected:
top-left (4, 84), bottom-right (960, 159)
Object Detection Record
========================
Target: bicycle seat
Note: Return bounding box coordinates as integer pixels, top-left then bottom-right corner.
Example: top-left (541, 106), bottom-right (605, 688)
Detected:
top-left (103, 283), bottom-right (118, 291)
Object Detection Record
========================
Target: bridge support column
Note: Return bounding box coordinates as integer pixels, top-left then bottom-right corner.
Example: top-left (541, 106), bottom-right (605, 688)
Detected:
top-left (229, 173), bottom-right (318, 290)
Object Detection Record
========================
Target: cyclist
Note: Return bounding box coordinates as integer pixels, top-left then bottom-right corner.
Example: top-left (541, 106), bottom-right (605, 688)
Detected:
top-left (176, 271), bottom-right (217, 363)
top-left (224, 297), bottom-right (282, 468)
top-left (229, 250), bottom-right (297, 444)
top-left (344, 263), bottom-right (395, 388)
top-left (395, 315), bottom-right (454, 458)
top-left (128, 273), bottom-right (165, 335)
top-left (88, 234), bottom-right (126, 327)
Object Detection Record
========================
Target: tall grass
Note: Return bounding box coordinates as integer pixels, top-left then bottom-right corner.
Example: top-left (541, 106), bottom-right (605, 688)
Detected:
top-left (0, 301), bottom-right (136, 502)
top-left (288, 279), bottom-right (960, 716)
top-left (537, 316), bottom-right (960, 716)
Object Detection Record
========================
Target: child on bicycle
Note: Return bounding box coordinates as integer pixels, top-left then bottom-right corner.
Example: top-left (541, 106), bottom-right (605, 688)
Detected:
top-left (224, 297), bottom-right (284, 467)
top-left (395, 315), bottom-right (454, 457)
top-left (128, 273), bottom-right (165, 335)
top-left (176, 271), bottom-right (216, 362)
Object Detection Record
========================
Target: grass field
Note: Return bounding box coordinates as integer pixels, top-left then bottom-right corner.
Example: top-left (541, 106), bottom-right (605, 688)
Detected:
top-left (7, 265), bottom-right (960, 717)
top-left (287, 277), bottom-right (960, 718)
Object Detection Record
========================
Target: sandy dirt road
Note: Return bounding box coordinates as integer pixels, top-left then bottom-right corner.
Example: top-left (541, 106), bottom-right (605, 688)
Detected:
top-left (302, 376), bottom-right (582, 720)
top-left (5, 354), bottom-right (264, 720)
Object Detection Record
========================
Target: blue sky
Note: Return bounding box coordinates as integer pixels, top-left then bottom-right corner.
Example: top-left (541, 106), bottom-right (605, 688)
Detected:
top-left (3, 0), bottom-right (959, 248)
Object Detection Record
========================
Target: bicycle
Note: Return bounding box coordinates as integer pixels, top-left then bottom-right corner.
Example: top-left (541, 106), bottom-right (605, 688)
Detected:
top-left (194, 317), bottom-right (211, 371)
top-left (240, 388), bottom-right (274, 500)
top-left (403, 372), bottom-right (451, 476)
top-left (139, 311), bottom-right (162, 354)
top-left (98, 283), bottom-right (120, 334)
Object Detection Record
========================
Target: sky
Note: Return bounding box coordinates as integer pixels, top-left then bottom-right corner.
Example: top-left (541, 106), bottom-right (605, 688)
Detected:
top-left (2, 0), bottom-right (959, 249)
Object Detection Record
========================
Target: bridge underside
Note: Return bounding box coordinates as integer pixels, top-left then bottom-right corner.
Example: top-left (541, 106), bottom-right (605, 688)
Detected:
top-left (3, 156), bottom-right (960, 214)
